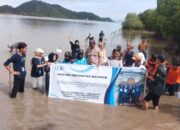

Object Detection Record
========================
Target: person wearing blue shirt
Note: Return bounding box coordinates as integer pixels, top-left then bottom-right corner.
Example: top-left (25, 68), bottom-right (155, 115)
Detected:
top-left (62, 51), bottom-right (71, 64)
top-left (4, 42), bottom-right (27, 98)
top-left (76, 49), bottom-right (87, 65)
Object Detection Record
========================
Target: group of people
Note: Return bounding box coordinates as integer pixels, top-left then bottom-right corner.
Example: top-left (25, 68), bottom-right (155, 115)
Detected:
top-left (4, 33), bottom-right (180, 112)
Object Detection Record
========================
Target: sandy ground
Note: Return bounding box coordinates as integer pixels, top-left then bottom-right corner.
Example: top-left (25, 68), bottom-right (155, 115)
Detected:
top-left (0, 82), bottom-right (180, 130)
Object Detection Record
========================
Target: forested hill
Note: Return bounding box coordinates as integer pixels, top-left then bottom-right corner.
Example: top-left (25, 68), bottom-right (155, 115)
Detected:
top-left (0, 0), bottom-right (113, 22)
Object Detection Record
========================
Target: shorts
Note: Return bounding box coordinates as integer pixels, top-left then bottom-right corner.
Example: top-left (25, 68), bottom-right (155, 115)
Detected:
top-left (144, 92), bottom-right (160, 107)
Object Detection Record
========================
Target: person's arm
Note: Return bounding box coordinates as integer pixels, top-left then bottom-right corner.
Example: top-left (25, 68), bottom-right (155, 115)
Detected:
top-left (119, 60), bottom-right (123, 67)
top-left (4, 55), bottom-right (20, 76)
top-left (146, 72), bottom-right (154, 81)
top-left (5, 66), bottom-right (20, 75)
top-left (32, 58), bottom-right (48, 69)
top-left (37, 62), bottom-right (48, 68)
top-left (85, 34), bottom-right (90, 40)
top-left (68, 34), bottom-right (73, 45)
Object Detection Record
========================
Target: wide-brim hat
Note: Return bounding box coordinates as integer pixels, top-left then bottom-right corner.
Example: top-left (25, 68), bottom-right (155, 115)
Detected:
top-left (132, 53), bottom-right (142, 62)
top-left (34, 48), bottom-right (44, 54)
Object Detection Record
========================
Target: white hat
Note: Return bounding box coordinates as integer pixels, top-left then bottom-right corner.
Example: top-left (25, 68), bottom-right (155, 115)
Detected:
top-left (34, 48), bottom-right (44, 54)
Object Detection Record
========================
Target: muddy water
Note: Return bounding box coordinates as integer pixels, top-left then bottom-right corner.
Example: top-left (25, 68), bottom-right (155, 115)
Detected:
top-left (0, 85), bottom-right (180, 130)
top-left (0, 15), bottom-right (179, 130)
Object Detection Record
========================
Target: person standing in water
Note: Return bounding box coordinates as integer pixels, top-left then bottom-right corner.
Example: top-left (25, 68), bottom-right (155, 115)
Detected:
top-left (99, 30), bottom-right (104, 42)
top-left (69, 34), bottom-right (80, 57)
top-left (30, 48), bottom-right (47, 92)
top-left (4, 42), bottom-right (27, 98)
top-left (138, 36), bottom-right (148, 59)
top-left (144, 55), bottom-right (167, 111)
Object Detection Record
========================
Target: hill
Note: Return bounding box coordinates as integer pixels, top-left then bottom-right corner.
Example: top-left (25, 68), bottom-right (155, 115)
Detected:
top-left (0, 0), bottom-right (113, 22)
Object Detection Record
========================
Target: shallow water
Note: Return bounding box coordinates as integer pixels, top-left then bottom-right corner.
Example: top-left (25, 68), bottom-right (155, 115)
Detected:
top-left (0, 15), bottom-right (179, 130)
top-left (0, 84), bottom-right (180, 130)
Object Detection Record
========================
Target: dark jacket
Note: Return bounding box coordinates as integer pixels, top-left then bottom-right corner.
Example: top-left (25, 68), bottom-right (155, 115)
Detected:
top-left (149, 64), bottom-right (167, 96)
top-left (31, 57), bottom-right (44, 77)
top-left (4, 53), bottom-right (26, 78)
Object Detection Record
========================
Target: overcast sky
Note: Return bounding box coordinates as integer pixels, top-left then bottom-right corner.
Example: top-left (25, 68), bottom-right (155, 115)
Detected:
top-left (0, 0), bottom-right (157, 20)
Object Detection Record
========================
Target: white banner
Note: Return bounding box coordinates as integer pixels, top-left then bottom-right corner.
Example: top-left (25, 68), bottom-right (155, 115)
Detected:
top-left (49, 64), bottom-right (146, 106)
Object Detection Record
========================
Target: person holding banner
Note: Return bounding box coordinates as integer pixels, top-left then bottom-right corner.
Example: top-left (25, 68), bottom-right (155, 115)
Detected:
top-left (30, 48), bottom-right (47, 92)
top-left (98, 42), bottom-right (108, 65)
top-left (85, 39), bottom-right (100, 66)
top-left (132, 53), bottom-right (146, 70)
top-left (44, 52), bottom-right (58, 95)
top-left (69, 53), bottom-right (77, 64)
top-left (63, 51), bottom-right (71, 63)
top-left (108, 49), bottom-right (123, 67)
top-left (76, 49), bottom-right (87, 65)
top-left (4, 42), bottom-right (27, 98)
top-left (144, 54), bottom-right (167, 111)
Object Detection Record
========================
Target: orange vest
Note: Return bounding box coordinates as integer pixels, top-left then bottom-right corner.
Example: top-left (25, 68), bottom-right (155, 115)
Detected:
top-left (147, 59), bottom-right (158, 76)
top-left (166, 66), bottom-right (178, 85)
top-left (176, 67), bottom-right (180, 84)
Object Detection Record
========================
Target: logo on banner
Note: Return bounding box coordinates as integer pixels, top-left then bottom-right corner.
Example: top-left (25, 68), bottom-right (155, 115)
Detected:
top-left (55, 65), bottom-right (65, 71)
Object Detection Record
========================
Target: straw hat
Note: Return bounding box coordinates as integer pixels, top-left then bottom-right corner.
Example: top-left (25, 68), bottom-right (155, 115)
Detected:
top-left (34, 48), bottom-right (44, 54)
top-left (132, 53), bottom-right (142, 62)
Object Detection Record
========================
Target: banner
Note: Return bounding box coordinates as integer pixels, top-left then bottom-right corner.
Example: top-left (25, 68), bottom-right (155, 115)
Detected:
top-left (49, 64), bottom-right (146, 106)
